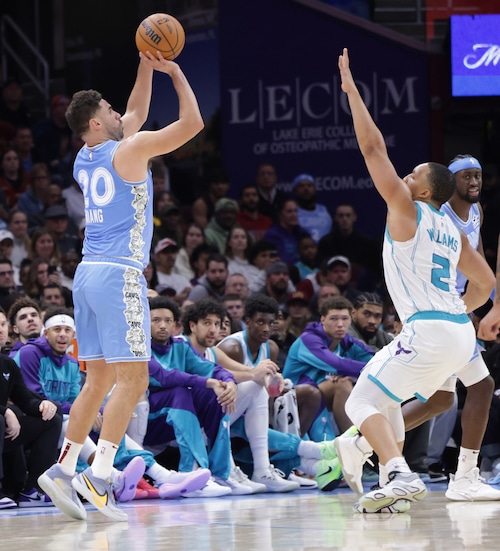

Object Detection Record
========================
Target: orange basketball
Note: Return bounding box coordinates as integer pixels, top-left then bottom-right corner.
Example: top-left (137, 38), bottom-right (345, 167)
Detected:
top-left (135, 13), bottom-right (185, 60)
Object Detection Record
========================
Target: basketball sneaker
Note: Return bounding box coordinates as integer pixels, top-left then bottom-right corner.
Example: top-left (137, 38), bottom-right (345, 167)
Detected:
top-left (38, 464), bottom-right (87, 520)
top-left (288, 470), bottom-right (318, 489)
top-left (225, 466), bottom-right (267, 494)
top-left (18, 488), bottom-right (53, 507)
top-left (318, 426), bottom-right (360, 461)
top-left (0, 494), bottom-right (17, 509)
top-left (182, 477), bottom-right (232, 498)
top-left (135, 478), bottom-right (160, 499)
top-left (334, 430), bottom-right (373, 495)
top-left (358, 471), bottom-right (427, 513)
top-left (354, 500), bottom-right (411, 513)
top-left (113, 457), bottom-right (146, 503)
top-left (252, 465), bottom-right (300, 493)
top-left (72, 467), bottom-right (128, 522)
top-left (315, 458), bottom-right (343, 491)
top-left (446, 467), bottom-right (500, 501)
top-left (158, 468), bottom-right (212, 498)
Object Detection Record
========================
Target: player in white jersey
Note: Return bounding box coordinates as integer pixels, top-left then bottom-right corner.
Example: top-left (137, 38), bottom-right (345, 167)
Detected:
top-left (333, 49), bottom-right (494, 513)
top-left (38, 51), bottom-right (204, 522)
top-left (401, 154), bottom-right (500, 501)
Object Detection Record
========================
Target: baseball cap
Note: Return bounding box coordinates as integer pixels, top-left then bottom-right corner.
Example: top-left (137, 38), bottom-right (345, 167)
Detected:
top-left (327, 255), bottom-right (351, 270)
top-left (292, 173), bottom-right (315, 190)
top-left (215, 198), bottom-right (239, 212)
top-left (154, 238), bottom-right (178, 255)
top-left (287, 291), bottom-right (309, 306)
top-left (266, 261), bottom-right (289, 276)
top-left (0, 230), bottom-right (14, 243)
top-left (44, 205), bottom-right (69, 219)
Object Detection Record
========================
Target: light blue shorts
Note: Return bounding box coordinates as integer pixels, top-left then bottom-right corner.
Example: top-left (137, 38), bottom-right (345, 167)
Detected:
top-left (73, 257), bottom-right (151, 363)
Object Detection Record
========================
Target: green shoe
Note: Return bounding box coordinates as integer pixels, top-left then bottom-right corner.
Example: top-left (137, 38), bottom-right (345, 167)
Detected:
top-left (318, 426), bottom-right (359, 461)
top-left (315, 458), bottom-right (343, 492)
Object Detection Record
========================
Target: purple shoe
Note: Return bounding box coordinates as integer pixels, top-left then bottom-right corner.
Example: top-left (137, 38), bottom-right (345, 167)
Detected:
top-left (114, 457), bottom-right (146, 503)
top-left (159, 468), bottom-right (211, 499)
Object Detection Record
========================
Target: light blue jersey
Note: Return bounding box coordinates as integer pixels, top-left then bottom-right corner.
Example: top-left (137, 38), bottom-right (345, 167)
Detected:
top-left (297, 204), bottom-right (332, 243)
top-left (440, 202), bottom-right (480, 294)
top-left (383, 201), bottom-right (466, 324)
top-left (217, 330), bottom-right (270, 367)
top-left (74, 140), bottom-right (153, 269)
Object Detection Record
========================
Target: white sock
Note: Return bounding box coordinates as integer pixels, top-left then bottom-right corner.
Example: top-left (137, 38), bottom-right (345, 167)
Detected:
top-left (386, 456), bottom-right (411, 475)
top-left (91, 439), bottom-right (119, 480)
top-left (379, 464), bottom-right (389, 486)
top-left (456, 447), bottom-right (479, 477)
top-left (146, 462), bottom-right (171, 485)
top-left (299, 457), bottom-right (319, 476)
top-left (58, 439), bottom-right (83, 476)
top-left (298, 440), bottom-right (323, 460)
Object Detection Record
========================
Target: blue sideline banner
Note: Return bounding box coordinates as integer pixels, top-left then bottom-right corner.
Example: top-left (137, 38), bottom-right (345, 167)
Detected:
top-left (218, 0), bottom-right (429, 237)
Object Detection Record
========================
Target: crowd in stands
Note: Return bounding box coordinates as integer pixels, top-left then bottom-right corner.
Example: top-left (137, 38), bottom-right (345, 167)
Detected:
top-left (1, 74), bottom-right (500, 510)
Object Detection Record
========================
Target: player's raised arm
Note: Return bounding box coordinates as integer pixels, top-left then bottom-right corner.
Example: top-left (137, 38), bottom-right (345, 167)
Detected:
top-left (120, 55), bottom-right (154, 138)
top-left (338, 48), bottom-right (416, 240)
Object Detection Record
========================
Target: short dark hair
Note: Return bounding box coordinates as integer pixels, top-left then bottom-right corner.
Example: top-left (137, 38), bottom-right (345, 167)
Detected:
top-left (319, 296), bottom-right (353, 317)
top-left (65, 89), bottom-right (103, 137)
top-left (427, 162), bottom-right (455, 207)
top-left (8, 297), bottom-right (41, 327)
top-left (244, 294), bottom-right (279, 320)
top-left (43, 305), bottom-right (74, 325)
top-left (182, 299), bottom-right (226, 335)
top-left (206, 253), bottom-right (228, 269)
top-left (148, 296), bottom-right (180, 321)
top-left (352, 292), bottom-right (383, 310)
top-left (248, 240), bottom-right (277, 264)
top-left (0, 257), bottom-right (12, 267)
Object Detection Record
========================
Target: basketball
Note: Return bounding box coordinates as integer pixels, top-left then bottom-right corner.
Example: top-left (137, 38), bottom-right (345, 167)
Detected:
top-left (135, 13), bottom-right (185, 60)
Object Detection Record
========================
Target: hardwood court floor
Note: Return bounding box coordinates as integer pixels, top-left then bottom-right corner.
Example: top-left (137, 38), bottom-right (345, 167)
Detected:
top-left (2, 483), bottom-right (500, 550)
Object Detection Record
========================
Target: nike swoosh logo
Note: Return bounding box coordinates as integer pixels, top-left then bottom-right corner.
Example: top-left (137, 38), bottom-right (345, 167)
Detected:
top-left (319, 466), bottom-right (333, 477)
top-left (82, 473), bottom-right (108, 508)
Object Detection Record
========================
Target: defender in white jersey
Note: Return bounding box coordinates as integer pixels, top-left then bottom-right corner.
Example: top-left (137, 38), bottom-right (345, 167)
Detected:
top-left (38, 51), bottom-right (203, 522)
top-left (401, 155), bottom-right (500, 501)
top-left (333, 49), bottom-right (494, 513)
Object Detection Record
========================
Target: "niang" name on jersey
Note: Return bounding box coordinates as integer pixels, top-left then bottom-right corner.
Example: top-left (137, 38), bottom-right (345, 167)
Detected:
top-left (85, 209), bottom-right (104, 223)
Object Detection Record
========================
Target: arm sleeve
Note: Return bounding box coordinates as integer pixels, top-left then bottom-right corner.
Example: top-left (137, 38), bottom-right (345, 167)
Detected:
top-left (148, 356), bottom-right (210, 390)
top-left (299, 331), bottom-right (369, 378)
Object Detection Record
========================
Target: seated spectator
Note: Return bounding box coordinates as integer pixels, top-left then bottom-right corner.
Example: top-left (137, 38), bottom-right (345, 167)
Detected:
top-left (285, 291), bottom-right (311, 343)
top-left (308, 282), bottom-right (341, 321)
top-left (0, 77), bottom-right (34, 129)
top-left (8, 210), bottom-right (30, 281)
top-left (258, 261), bottom-right (292, 311)
top-left (205, 198), bottom-right (239, 254)
top-left (294, 235), bottom-right (320, 281)
top-left (236, 183), bottom-right (273, 241)
top-left (0, 306), bottom-right (62, 508)
top-left (245, 240), bottom-right (280, 295)
top-left (28, 227), bottom-right (62, 270)
top-left (0, 257), bottom-right (22, 314)
top-left (0, 147), bottom-right (28, 209)
top-left (153, 203), bottom-right (184, 249)
top-left (188, 253), bottom-right (229, 303)
top-left (153, 238), bottom-right (192, 304)
top-left (17, 163), bottom-right (51, 229)
top-left (13, 126), bottom-right (40, 174)
top-left (23, 258), bottom-right (51, 301)
top-left (192, 167), bottom-right (231, 229)
top-left (0, 230), bottom-right (14, 263)
top-left (292, 173), bottom-right (332, 243)
top-left (41, 282), bottom-right (68, 307)
top-left (225, 224), bottom-right (252, 275)
top-left (348, 292), bottom-right (393, 352)
top-left (59, 250), bottom-right (81, 291)
top-left (317, 203), bottom-right (382, 288)
top-left (222, 293), bottom-right (245, 330)
top-left (43, 204), bottom-right (80, 256)
top-left (225, 272), bottom-right (250, 301)
top-left (255, 163), bottom-right (288, 223)
top-left (189, 242), bottom-right (218, 286)
top-left (173, 222), bottom-right (205, 281)
top-left (263, 198), bottom-right (310, 266)
top-left (61, 179), bottom-right (84, 230)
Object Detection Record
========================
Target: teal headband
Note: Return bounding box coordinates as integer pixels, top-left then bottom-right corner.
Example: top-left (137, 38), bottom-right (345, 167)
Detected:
top-left (448, 157), bottom-right (482, 174)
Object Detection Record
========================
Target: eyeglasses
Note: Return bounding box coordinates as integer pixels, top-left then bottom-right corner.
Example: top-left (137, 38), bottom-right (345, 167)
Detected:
top-left (0, 270), bottom-right (14, 277)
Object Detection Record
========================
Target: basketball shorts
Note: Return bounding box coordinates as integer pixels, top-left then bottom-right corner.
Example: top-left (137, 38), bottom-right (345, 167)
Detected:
top-left (437, 343), bottom-right (489, 392)
top-left (73, 257), bottom-right (151, 363)
top-left (363, 314), bottom-right (476, 403)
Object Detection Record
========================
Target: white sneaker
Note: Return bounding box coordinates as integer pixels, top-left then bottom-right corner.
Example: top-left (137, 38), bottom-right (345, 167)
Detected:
top-left (182, 477), bottom-right (232, 498)
top-left (446, 467), bottom-right (500, 501)
top-left (354, 500), bottom-right (411, 514)
top-left (359, 471), bottom-right (427, 513)
top-left (288, 470), bottom-right (318, 490)
top-left (334, 432), bottom-right (373, 495)
top-left (38, 464), bottom-right (87, 520)
top-left (229, 466), bottom-right (267, 494)
top-left (251, 465), bottom-right (300, 493)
